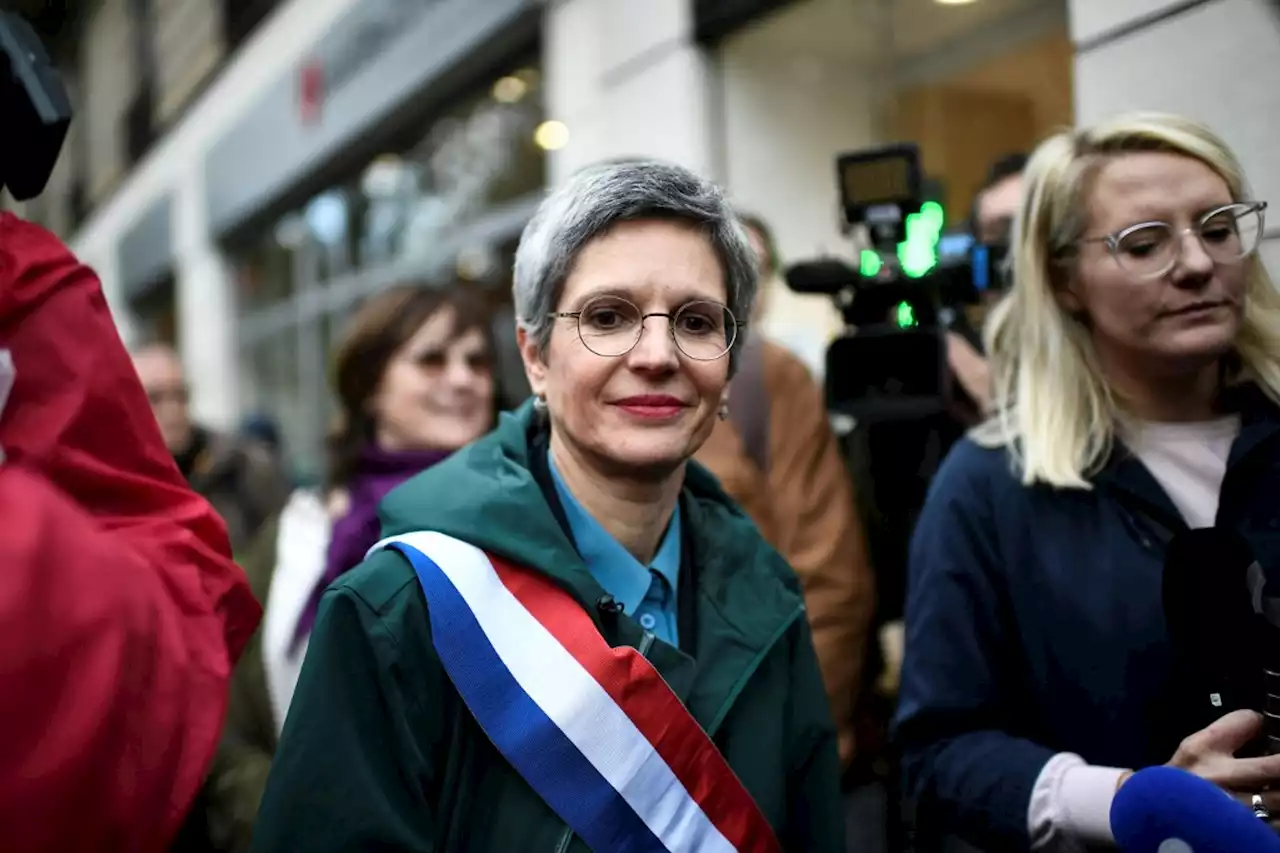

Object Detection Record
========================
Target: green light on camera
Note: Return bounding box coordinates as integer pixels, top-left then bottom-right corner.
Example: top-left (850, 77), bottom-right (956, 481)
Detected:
top-left (895, 300), bottom-right (917, 329)
top-left (898, 200), bottom-right (945, 279)
top-left (859, 249), bottom-right (882, 277)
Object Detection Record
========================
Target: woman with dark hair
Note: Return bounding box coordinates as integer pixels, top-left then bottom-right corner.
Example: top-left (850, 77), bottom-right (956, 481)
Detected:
top-left (205, 284), bottom-right (496, 852)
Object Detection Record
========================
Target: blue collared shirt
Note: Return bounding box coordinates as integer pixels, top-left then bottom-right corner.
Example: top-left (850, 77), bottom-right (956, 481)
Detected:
top-left (547, 450), bottom-right (681, 646)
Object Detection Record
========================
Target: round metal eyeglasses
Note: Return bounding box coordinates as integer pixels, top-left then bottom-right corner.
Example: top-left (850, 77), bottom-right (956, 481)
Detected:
top-left (550, 296), bottom-right (739, 360)
top-left (1081, 201), bottom-right (1268, 279)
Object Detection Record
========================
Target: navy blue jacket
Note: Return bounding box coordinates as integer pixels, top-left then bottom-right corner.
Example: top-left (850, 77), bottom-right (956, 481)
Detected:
top-left (893, 386), bottom-right (1280, 851)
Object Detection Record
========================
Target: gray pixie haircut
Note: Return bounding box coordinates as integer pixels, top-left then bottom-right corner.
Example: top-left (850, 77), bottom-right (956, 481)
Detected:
top-left (513, 159), bottom-right (758, 375)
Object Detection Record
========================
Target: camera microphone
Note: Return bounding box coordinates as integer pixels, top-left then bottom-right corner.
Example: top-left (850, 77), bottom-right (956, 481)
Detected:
top-left (1111, 765), bottom-right (1280, 852)
top-left (784, 259), bottom-right (864, 296)
top-left (595, 594), bottom-right (624, 615)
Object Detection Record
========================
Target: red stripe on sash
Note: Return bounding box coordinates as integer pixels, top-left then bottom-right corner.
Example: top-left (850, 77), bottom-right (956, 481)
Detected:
top-left (488, 554), bottom-right (781, 853)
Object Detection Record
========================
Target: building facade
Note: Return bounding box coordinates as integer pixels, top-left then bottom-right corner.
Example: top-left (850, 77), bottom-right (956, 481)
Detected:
top-left (68, 0), bottom-right (549, 479)
top-left (19, 0), bottom-right (1277, 476)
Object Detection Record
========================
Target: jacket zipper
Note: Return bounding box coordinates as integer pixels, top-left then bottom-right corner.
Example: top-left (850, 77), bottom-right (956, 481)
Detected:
top-left (707, 605), bottom-right (803, 736)
top-left (552, 631), bottom-right (659, 851)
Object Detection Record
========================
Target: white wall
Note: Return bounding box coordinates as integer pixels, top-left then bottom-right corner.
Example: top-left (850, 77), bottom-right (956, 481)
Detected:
top-left (1070, 0), bottom-right (1280, 274)
top-left (543, 0), bottom-right (718, 184)
top-left (715, 2), bottom-right (881, 375)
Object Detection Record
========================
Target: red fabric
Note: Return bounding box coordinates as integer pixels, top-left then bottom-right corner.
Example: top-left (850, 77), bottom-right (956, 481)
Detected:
top-left (0, 213), bottom-right (261, 851)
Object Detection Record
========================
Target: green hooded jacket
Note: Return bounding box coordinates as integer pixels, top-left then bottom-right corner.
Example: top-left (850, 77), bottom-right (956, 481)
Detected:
top-left (250, 404), bottom-right (845, 852)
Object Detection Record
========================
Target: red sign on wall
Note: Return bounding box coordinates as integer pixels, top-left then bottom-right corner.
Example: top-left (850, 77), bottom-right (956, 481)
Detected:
top-left (298, 62), bottom-right (324, 126)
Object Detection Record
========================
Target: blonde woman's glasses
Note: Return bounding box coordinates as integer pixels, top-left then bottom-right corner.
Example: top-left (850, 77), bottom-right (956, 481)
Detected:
top-left (1082, 202), bottom-right (1267, 280)
top-left (550, 296), bottom-right (738, 360)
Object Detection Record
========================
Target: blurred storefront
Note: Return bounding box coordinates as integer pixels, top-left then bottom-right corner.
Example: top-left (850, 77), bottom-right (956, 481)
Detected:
top-left (230, 58), bottom-right (545, 481)
top-left (210, 0), bottom-right (545, 478)
top-left (72, 0), bottom-right (544, 479)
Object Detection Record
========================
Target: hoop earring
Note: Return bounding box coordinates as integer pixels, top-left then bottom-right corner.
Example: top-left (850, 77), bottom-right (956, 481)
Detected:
top-left (718, 403), bottom-right (729, 421)
top-left (533, 394), bottom-right (548, 415)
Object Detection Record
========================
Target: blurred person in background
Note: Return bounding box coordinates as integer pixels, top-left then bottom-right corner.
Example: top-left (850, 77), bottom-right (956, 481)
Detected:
top-left (205, 284), bottom-right (496, 852)
top-left (695, 213), bottom-right (876, 777)
top-left (239, 414), bottom-right (294, 491)
top-left (250, 161), bottom-right (845, 852)
top-left (132, 343), bottom-right (289, 553)
top-left (239, 414), bottom-right (282, 457)
top-left (946, 153), bottom-right (1027, 423)
top-left (894, 112), bottom-right (1280, 851)
top-left (970, 153), bottom-right (1027, 247)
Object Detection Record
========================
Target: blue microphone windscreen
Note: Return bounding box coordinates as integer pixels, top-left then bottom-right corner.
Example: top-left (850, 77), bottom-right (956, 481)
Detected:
top-left (1111, 766), bottom-right (1280, 852)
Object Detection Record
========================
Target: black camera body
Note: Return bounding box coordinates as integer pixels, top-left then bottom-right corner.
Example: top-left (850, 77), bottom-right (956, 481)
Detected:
top-left (1, 10), bottom-right (72, 201)
top-left (784, 143), bottom-right (1004, 423)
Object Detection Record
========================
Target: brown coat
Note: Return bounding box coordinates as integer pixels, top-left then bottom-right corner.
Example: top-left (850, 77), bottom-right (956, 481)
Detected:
top-left (185, 429), bottom-right (289, 556)
top-left (694, 340), bottom-right (875, 767)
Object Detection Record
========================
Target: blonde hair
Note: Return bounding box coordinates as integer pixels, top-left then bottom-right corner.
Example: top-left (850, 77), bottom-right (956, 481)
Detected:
top-left (973, 112), bottom-right (1280, 489)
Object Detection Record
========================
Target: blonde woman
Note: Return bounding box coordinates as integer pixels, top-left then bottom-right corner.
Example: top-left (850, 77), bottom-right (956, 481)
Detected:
top-left (893, 112), bottom-right (1280, 852)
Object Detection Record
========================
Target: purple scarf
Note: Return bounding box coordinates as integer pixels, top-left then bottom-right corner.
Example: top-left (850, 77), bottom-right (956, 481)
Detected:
top-left (292, 445), bottom-right (451, 650)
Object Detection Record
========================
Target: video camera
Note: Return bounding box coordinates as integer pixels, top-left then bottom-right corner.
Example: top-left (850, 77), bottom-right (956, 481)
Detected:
top-left (0, 9), bottom-right (72, 201)
top-left (785, 143), bottom-right (1005, 423)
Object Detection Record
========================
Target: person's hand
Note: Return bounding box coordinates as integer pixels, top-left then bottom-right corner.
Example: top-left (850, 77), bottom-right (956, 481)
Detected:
top-left (1165, 710), bottom-right (1280, 818)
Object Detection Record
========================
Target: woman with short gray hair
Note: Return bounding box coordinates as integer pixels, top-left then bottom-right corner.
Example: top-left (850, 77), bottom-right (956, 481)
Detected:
top-left (251, 160), bottom-right (846, 852)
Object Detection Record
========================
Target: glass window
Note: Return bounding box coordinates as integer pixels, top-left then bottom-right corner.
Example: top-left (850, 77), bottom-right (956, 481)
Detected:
top-left (239, 324), bottom-right (308, 476)
top-left (304, 189), bottom-right (356, 283)
top-left (232, 60), bottom-right (545, 306)
top-left (293, 317), bottom-right (329, 484)
top-left (232, 59), bottom-right (546, 478)
top-left (354, 61), bottom-right (546, 271)
top-left (233, 226), bottom-right (297, 312)
top-left (321, 308), bottom-right (345, 414)
top-left (413, 65), bottom-right (546, 210)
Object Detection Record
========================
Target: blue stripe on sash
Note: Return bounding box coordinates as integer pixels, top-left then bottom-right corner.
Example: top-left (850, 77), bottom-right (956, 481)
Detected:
top-left (386, 542), bottom-right (667, 853)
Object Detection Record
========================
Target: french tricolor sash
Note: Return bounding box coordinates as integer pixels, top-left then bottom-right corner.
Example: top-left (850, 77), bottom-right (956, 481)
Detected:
top-left (371, 531), bottom-right (781, 853)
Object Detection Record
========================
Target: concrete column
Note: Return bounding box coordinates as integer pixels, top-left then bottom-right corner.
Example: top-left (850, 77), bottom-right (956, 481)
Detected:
top-left (172, 163), bottom-right (239, 431)
top-left (543, 0), bottom-right (717, 185)
top-left (1070, 0), bottom-right (1280, 274)
top-left (714, 0), bottom-right (881, 375)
